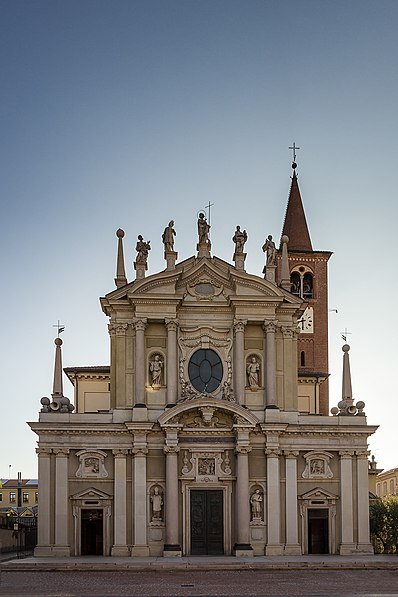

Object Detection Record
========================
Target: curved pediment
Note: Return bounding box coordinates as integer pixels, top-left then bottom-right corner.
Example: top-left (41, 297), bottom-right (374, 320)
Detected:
top-left (158, 397), bottom-right (259, 428)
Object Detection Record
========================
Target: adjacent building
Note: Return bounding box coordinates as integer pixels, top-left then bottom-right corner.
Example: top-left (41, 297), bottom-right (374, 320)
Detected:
top-left (29, 161), bottom-right (377, 557)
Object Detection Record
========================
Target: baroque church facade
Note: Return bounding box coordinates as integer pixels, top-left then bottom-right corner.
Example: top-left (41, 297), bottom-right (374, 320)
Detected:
top-left (29, 163), bottom-right (377, 557)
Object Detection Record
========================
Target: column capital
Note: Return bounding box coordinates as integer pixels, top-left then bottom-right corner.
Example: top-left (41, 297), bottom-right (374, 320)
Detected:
top-left (280, 325), bottom-right (297, 339)
top-left (108, 322), bottom-right (129, 337)
top-left (233, 319), bottom-right (247, 333)
top-left (164, 445), bottom-right (180, 454)
top-left (284, 450), bottom-right (299, 458)
top-left (339, 450), bottom-right (354, 459)
top-left (133, 317), bottom-right (147, 332)
top-left (263, 320), bottom-right (277, 333)
top-left (132, 447), bottom-right (148, 456)
top-left (53, 448), bottom-right (70, 457)
top-left (355, 450), bottom-right (370, 460)
top-left (36, 447), bottom-right (52, 456)
top-left (165, 318), bottom-right (179, 332)
top-left (265, 448), bottom-right (281, 457)
top-left (235, 445), bottom-right (252, 455)
top-left (112, 449), bottom-right (129, 458)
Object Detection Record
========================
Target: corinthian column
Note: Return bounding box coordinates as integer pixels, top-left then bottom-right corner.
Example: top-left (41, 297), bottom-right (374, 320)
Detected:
top-left (233, 319), bottom-right (247, 405)
top-left (339, 450), bottom-right (355, 554)
top-left (234, 444), bottom-right (253, 556)
top-left (263, 321), bottom-right (278, 409)
top-left (163, 431), bottom-right (181, 556)
top-left (53, 448), bottom-right (70, 556)
top-left (165, 319), bottom-right (178, 406)
top-left (134, 318), bottom-right (147, 406)
top-left (34, 448), bottom-right (52, 556)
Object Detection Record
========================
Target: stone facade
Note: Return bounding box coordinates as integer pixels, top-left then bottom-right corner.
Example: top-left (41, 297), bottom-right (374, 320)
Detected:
top-left (29, 166), bottom-right (377, 557)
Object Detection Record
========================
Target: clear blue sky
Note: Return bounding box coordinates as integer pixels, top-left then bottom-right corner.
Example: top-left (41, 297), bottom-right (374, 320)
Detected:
top-left (1, 0), bottom-right (397, 478)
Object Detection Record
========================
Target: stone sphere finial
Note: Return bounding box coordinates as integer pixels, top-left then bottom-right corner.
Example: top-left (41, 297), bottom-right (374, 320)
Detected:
top-left (116, 228), bottom-right (125, 238)
top-left (55, 338), bottom-right (63, 347)
top-left (342, 344), bottom-right (350, 352)
top-left (281, 235), bottom-right (289, 245)
top-left (40, 397), bottom-right (50, 406)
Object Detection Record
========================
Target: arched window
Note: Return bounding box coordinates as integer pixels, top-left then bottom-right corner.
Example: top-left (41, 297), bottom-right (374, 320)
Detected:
top-left (291, 272), bottom-right (301, 296)
top-left (303, 273), bottom-right (313, 298)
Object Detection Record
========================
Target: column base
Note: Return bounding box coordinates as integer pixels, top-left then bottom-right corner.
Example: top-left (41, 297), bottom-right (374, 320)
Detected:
top-left (131, 545), bottom-right (150, 557)
top-left (34, 545), bottom-right (53, 557)
top-left (111, 545), bottom-right (130, 557)
top-left (339, 543), bottom-right (357, 555)
top-left (356, 543), bottom-right (374, 554)
top-left (234, 543), bottom-right (253, 557)
top-left (163, 544), bottom-right (182, 557)
top-left (284, 544), bottom-right (302, 555)
top-left (265, 544), bottom-right (284, 556)
top-left (51, 545), bottom-right (71, 557)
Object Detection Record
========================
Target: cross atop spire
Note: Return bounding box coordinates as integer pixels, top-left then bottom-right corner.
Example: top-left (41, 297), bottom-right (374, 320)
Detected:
top-left (289, 142), bottom-right (300, 169)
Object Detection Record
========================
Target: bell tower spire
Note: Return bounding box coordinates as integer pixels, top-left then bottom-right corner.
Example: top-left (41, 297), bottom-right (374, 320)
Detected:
top-left (281, 154), bottom-right (312, 251)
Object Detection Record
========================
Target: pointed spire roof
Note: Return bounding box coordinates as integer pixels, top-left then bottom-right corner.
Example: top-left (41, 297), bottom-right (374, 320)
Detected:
top-left (281, 171), bottom-right (313, 251)
top-left (115, 228), bottom-right (127, 288)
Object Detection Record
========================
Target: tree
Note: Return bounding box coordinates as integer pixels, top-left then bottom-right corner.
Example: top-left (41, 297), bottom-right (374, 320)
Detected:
top-left (370, 494), bottom-right (398, 553)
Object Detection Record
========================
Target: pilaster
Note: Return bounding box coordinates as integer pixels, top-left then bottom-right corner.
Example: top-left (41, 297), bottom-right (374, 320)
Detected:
top-left (165, 318), bottom-right (178, 406)
top-left (34, 448), bottom-right (52, 556)
top-left (284, 451), bottom-right (301, 554)
top-left (133, 318), bottom-right (147, 410)
top-left (233, 319), bottom-right (247, 405)
top-left (263, 321), bottom-right (278, 409)
top-left (131, 433), bottom-right (150, 556)
top-left (163, 429), bottom-right (181, 556)
top-left (265, 447), bottom-right (283, 555)
top-left (53, 448), bottom-right (71, 556)
top-left (356, 450), bottom-right (374, 554)
top-left (234, 440), bottom-right (253, 556)
top-left (339, 450), bottom-right (356, 554)
top-left (111, 449), bottom-right (129, 557)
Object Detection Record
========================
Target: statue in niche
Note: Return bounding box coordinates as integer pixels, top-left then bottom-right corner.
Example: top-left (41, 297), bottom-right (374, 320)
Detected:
top-left (162, 220), bottom-right (176, 252)
top-left (247, 356), bottom-right (260, 388)
top-left (135, 235), bottom-right (151, 265)
top-left (250, 489), bottom-right (263, 520)
top-left (197, 212), bottom-right (210, 244)
top-left (149, 354), bottom-right (163, 386)
top-left (232, 225), bottom-right (248, 254)
top-left (150, 486), bottom-right (163, 522)
top-left (262, 234), bottom-right (277, 266)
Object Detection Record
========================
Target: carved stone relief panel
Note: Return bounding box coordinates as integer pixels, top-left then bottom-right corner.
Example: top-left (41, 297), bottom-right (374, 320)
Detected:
top-left (180, 448), bottom-right (233, 482)
top-left (76, 450), bottom-right (108, 478)
top-left (302, 451), bottom-right (333, 479)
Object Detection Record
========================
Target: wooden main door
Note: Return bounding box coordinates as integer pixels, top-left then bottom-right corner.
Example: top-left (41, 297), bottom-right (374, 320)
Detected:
top-left (81, 509), bottom-right (103, 555)
top-left (190, 490), bottom-right (224, 555)
top-left (308, 508), bottom-right (329, 554)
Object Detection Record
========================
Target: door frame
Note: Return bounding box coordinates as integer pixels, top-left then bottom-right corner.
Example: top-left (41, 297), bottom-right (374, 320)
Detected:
top-left (182, 482), bottom-right (232, 556)
top-left (299, 488), bottom-right (337, 555)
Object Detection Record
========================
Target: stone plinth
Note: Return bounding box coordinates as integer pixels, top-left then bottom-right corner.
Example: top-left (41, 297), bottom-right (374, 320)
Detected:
top-left (134, 262), bottom-right (147, 280)
top-left (263, 264), bottom-right (276, 284)
top-left (197, 241), bottom-right (211, 258)
top-left (233, 252), bottom-right (246, 271)
top-left (164, 251), bottom-right (178, 270)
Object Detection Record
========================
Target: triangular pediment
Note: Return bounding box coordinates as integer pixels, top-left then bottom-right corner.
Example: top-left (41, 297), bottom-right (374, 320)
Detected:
top-left (299, 487), bottom-right (338, 501)
top-left (70, 487), bottom-right (112, 501)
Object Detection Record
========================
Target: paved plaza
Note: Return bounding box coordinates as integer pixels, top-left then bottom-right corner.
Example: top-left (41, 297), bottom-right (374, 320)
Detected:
top-left (1, 556), bottom-right (398, 596)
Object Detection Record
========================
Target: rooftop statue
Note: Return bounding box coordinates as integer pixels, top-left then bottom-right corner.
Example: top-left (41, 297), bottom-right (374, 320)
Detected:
top-left (232, 226), bottom-right (247, 254)
top-left (135, 235), bottom-right (151, 265)
top-left (262, 234), bottom-right (277, 266)
top-left (162, 220), bottom-right (176, 252)
top-left (197, 212), bottom-right (210, 245)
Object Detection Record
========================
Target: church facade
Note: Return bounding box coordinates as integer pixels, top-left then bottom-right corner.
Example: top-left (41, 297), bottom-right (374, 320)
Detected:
top-left (29, 163), bottom-right (377, 557)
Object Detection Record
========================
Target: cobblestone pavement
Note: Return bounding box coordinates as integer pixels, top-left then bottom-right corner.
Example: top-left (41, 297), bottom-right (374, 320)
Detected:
top-left (1, 569), bottom-right (398, 597)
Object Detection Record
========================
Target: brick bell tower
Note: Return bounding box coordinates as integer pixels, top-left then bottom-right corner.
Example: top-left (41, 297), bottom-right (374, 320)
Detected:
top-left (277, 155), bottom-right (332, 415)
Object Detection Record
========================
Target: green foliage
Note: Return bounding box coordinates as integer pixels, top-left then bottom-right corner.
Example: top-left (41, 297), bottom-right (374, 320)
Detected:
top-left (370, 494), bottom-right (398, 553)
